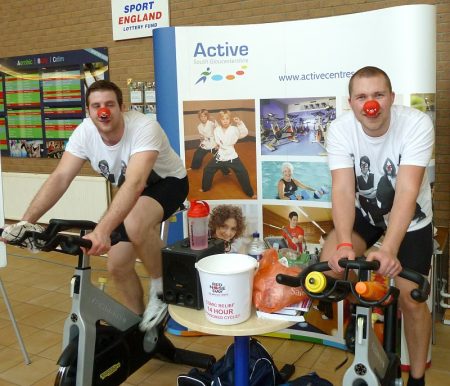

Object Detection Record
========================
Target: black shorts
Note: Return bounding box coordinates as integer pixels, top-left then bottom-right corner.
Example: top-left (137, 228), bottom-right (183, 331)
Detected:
top-left (114, 175), bottom-right (189, 242)
top-left (354, 208), bottom-right (433, 275)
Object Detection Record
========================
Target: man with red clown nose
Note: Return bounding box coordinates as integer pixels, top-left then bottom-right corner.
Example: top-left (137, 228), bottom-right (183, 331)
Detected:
top-left (322, 66), bottom-right (434, 386)
top-left (2, 80), bottom-right (188, 332)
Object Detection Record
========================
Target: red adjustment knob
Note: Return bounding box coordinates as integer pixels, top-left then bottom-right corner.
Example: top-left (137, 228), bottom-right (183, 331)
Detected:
top-left (97, 107), bottom-right (111, 121)
top-left (363, 100), bottom-right (380, 117)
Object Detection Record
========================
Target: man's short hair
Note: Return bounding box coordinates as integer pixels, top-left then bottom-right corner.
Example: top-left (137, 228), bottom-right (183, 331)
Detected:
top-left (348, 66), bottom-right (392, 96)
top-left (288, 211), bottom-right (298, 220)
top-left (86, 80), bottom-right (123, 107)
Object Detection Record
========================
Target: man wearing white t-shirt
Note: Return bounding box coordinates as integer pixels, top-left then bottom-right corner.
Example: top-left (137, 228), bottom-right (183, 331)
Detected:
top-left (323, 67), bottom-right (434, 386)
top-left (2, 80), bottom-right (188, 331)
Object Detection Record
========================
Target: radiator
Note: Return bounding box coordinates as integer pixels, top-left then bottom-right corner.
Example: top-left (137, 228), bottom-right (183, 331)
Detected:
top-left (1, 172), bottom-right (110, 224)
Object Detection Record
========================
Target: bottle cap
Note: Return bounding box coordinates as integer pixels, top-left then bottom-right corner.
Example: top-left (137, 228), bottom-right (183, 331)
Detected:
top-left (305, 271), bottom-right (327, 293)
top-left (355, 281), bottom-right (369, 295)
top-left (187, 200), bottom-right (210, 218)
top-left (252, 232), bottom-right (260, 238)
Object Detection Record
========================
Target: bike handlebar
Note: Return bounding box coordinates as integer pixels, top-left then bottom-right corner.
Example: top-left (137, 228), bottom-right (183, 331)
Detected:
top-left (1, 218), bottom-right (121, 256)
top-left (276, 257), bottom-right (430, 306)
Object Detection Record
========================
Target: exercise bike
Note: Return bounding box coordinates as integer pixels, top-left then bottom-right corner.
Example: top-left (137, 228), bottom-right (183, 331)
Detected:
top-left (3, 219), bottom-right (216, 386)
top-left (276, 257), bottom-right (430, 386)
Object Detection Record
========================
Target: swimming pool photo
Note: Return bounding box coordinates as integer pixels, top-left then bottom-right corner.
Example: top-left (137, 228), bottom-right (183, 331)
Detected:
top-left (261, 160), bottom-right (331, 202)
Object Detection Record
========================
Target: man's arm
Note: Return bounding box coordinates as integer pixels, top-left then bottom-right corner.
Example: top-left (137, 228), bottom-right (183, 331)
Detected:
top-left (328, 167), bottom-right (357, 270)
top-left (22, 151), bottom-right (85, 223)
top-left (368, 165), bottom-right (425, 276)
top-left (85, 150), bottom-right (158, 255)
top-left (332, 168), bottom-right (356, 244)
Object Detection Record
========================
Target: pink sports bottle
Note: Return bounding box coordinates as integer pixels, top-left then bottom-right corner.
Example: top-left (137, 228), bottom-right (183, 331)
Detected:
top-left (187, 200), bottom-right (210, 250)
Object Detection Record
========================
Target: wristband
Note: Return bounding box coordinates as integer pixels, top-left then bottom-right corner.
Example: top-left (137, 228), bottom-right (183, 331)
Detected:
top-left (336, 242), bottom-right (353, 250)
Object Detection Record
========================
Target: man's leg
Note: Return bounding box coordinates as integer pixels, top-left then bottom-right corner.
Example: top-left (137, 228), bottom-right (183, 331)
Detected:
top-left (396, 276), bottom-right (431, 381)
top-left (107, 242), bottom-right (144, 314)
top-left (122, 195), bottom-right (166, 328)
top-left (106, 195), bottom-right (164, 315)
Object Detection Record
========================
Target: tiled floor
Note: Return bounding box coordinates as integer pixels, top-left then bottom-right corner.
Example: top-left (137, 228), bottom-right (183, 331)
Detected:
top-left (0, 245), bottom-right (449, 385)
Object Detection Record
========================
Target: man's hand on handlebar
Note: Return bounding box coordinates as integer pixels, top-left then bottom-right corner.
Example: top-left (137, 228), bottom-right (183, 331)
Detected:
top-left (367, 248), bottom-right (402, 278)
top-left (328, 245), bottom-right (356, 273)
top-left (82, 229), bottom-right (112, 256)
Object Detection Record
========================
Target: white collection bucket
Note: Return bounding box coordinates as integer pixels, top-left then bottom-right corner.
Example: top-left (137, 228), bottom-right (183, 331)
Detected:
top-left (195, 253), bottom-right (258, 325)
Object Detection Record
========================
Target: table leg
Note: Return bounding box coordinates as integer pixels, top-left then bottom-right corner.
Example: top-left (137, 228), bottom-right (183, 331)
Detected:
top-left (234, 336), bottom-right (250, 386)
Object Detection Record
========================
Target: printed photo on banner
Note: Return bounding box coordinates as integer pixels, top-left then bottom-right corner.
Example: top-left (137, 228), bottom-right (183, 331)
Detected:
top-left (410, 93), bottom-right (436, 163)
top-left (261, 160), bottom-right (331, 203)
top-left (183, 99), bottom-right (257, 201)
top-left (261, 204), bottom-right (344, 337)
top-left (262, 204), bottom-right (332, 257)
top-left (206, 202), bottom-right (259, 254)
top-left (260, 97), bottom-right (336, 156)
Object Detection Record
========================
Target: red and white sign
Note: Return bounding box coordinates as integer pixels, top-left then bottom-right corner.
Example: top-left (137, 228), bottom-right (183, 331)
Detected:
top-left (111, 0), bottom-right (169, 41)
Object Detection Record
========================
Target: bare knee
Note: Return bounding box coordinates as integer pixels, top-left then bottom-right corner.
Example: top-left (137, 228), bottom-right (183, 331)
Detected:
top-left (102, 240), bottom-right (137, 285)
top-left (399, 295), bottom-right (429, 319)
top-left (107, 257), bottom-right (136, 281)
top-left (128, 224), bottom-right (161, 247)
top-left (124, 196), bottom-right (164, 245)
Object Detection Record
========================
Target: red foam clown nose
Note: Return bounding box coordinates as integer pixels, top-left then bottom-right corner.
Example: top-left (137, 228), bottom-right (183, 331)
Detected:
top-left (97, 107), bottom-right (111, 121)
top-left (363, 100), bottom-right (380, 117)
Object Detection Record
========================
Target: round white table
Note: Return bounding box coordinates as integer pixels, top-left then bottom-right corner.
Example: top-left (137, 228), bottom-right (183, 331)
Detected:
top-left (169, 305), bottom-right (293, 386)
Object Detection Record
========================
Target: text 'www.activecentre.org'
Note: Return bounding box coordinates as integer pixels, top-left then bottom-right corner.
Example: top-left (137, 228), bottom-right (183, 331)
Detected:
top-left (278, 70), bottom-right (354, 82)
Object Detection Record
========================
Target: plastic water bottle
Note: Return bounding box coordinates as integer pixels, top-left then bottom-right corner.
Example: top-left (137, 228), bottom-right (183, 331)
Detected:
top-left (247, 232), bottom-right (266, 261)
top-left (187, 200), bottom-right (210, 250)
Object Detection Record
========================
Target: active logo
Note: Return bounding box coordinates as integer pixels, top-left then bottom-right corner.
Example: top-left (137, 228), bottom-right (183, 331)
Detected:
top-left (193, 41), bottom-right (249, 85)
top-left (195, 65), bottom-right (248, 84)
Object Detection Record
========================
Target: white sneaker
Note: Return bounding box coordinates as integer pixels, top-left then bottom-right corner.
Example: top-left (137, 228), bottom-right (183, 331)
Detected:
top-left (139, 295), bottom-right (168, 331)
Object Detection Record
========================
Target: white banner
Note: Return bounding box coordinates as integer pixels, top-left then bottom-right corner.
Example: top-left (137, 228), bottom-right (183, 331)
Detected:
top-left (111, 0), bottom-right (169, 41)
top-left (174, 6), bottom-right (435, 101)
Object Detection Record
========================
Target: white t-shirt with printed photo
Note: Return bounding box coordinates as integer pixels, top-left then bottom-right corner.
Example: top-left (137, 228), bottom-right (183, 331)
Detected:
top-left (66, 110), bottom-right (186, 187)
top-left (326, 105), bottom-right (434, 232)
